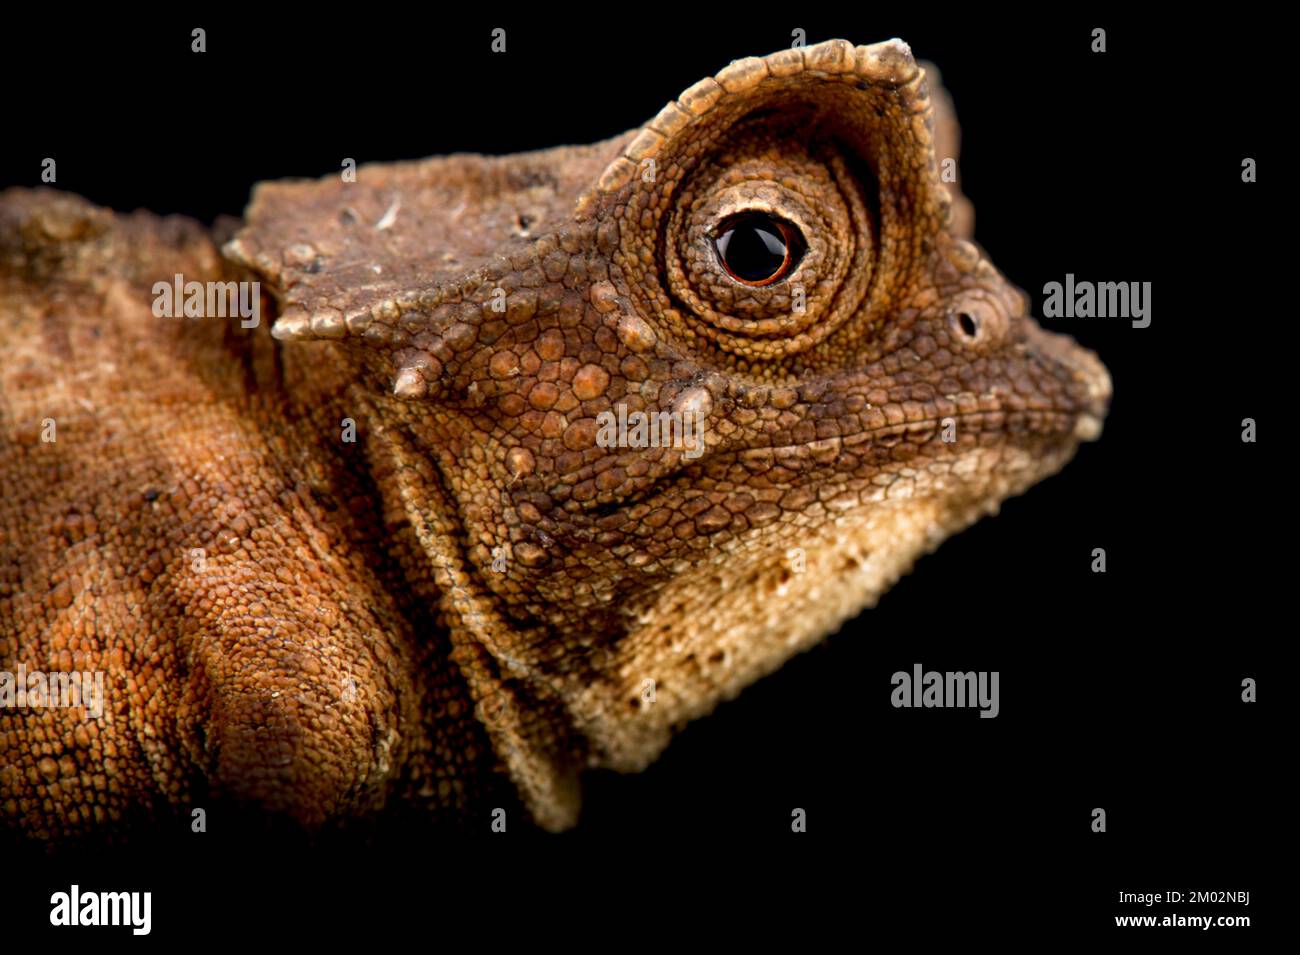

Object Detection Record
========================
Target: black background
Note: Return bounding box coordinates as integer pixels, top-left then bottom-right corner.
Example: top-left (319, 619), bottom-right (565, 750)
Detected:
top-left (1, 9), bottom-right (1280, 943)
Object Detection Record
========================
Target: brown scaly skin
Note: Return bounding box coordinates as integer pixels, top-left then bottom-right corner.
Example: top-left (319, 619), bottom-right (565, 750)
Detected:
top-left (0, 39), bottom-right (1109, 839)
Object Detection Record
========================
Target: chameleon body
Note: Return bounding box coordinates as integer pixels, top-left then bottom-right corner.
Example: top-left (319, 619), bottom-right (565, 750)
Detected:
top-left (0, 39), bottom-right (1109, 838)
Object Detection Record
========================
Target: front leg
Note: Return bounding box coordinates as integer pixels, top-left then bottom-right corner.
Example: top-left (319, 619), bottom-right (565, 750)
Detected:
top-left (0, 190), bottom-right (429, 838)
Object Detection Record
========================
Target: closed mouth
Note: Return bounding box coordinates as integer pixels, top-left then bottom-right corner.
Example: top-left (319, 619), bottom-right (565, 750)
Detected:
top-left (575, 403), bottom-right (1100, 527)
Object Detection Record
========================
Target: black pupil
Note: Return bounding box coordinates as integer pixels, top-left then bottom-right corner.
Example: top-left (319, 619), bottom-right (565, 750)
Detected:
top-left (715, 214), bottom-right (792, 283)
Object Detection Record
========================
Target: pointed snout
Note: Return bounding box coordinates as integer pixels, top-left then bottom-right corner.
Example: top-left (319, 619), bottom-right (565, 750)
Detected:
top-left (1023, 324), bottom-right (1112, 442)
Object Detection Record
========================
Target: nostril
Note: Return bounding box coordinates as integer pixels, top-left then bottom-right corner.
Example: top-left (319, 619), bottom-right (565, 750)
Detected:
top-left (949, 298), bottom-right (1002, 343)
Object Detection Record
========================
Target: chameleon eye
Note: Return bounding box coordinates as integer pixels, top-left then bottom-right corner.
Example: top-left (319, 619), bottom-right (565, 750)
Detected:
top-left (713, 212), bottom-right (805, 286)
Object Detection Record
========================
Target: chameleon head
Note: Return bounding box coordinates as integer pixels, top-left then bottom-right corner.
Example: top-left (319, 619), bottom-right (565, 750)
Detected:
top-left (515, 38), bottom-right (1112, 776)
top-left (235, 38), bottom-right (1109, 828)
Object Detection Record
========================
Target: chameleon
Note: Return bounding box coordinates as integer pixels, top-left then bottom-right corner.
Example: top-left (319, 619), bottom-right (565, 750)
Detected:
top-left (0, 38), bottom-right (1109, 840)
